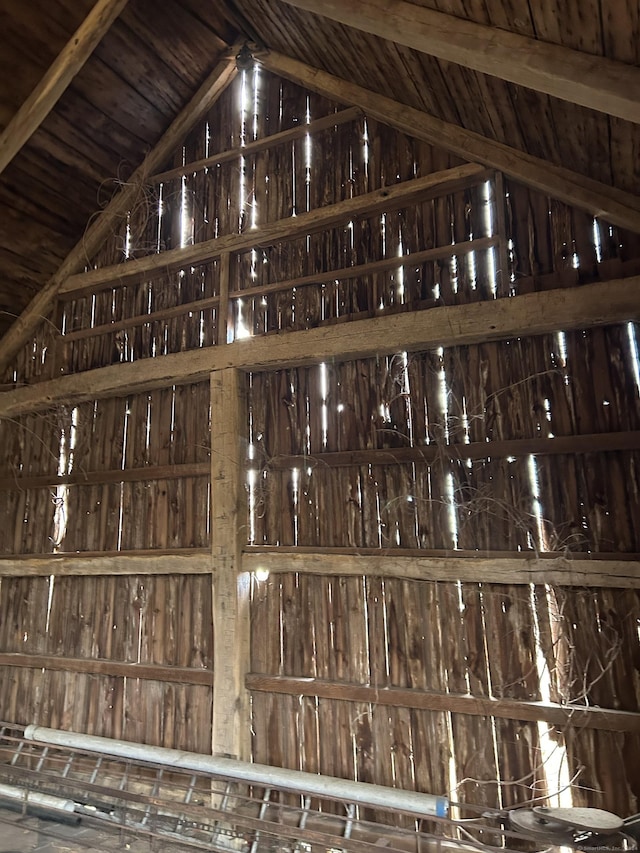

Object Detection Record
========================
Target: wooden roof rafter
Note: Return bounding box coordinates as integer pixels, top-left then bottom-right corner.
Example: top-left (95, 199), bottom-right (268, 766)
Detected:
top-left (0, 41), bottom-right (242, 378)
top-left (259, 51), bottom-right (640, 233)
top-left (278, 0), bottom-right (640, 124)
top-left (0, 0), bottom-right (130, 176)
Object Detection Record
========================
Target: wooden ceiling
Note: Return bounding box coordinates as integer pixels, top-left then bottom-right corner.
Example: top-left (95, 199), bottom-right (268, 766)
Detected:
top-left (1, 0), bottom-right (639, 340)
top-left (0, 0), bottom-right (238, 338)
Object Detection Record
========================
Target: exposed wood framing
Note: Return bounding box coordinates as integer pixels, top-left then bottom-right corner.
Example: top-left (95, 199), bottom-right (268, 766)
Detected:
top-left (1, 276), bottom-right (637, 415)
top-left (150, 106), bottom-right (362, 183)
top-left (279, 0), bottom-right (640, 124)
top-left (259, 51), bottom-right (640, 233)
top-left (0, 0), bottom-right (129, 175)
top-left (0, 549), bottom-right (210, 577)
top-left (1, 548), bottom-right (636, 585)
top-left (226, 237), bottom-right (497, 299)
top-left (60, 165), bottom-right (488, 295)
top-left (0, 653), bottom-right (213, 686)
top-left (217, 251), bottom-right (231, 346)
top-left (58, 236), bottom-right (495, 343)
top-left (267, 431), bottom-right (640, 469)
top-left (245, 674), bottom-right (640, 733)
top-left (211, 368), bottom-right (250, 761)
top-left (243, 549), bottom-right (640, 588)
top-left (0, 461), bottom-right (210, 491)
top-left (0, 44), bottom-right (240, 377)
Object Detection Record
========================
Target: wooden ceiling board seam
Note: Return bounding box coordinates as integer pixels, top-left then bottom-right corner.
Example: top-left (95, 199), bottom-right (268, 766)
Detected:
top-left (34, 111), bottom-right (130, 182)
top-left (4, 148), bottom-right (103, 214)
top-left (0, 182), bottom-right (86, 237)
top-left (174, 0), bottom-right (243, 46)
top-left (504, 85), bottom-right (564, 166)
top-left (0, 252), bottom-right (62, 290)
top-left (609, 118), bottom-right (640, 197)
top-left (55, 85), bottom-right (156, 167)
top-left (91, 20), bottom-right (195, 116)
top-left (431, 61), bottom-right (499, 140)
top-left (601, 0), bottom-right (640, 64)
top-left (549, 100), bottom-right (613, 189)
top-left (483, 0), bottom-right (536, 37)
top-left (121, 0), bottom-right (232, 88)
top-left (390, 44), bottom-right (463, 127)
top-left (49, 89), bottom-right (150, 170)
top-left (68, 56), bottom-right (171, 145)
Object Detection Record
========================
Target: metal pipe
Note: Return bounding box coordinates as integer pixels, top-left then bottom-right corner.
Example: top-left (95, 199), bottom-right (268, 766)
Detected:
top-left (25, 725), bottom-right (448, 818)
top-left (0, 781), bottom-right (76, 814)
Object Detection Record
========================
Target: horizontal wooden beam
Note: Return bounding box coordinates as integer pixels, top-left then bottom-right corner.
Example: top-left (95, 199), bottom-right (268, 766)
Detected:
top-left (268, 430), bottom-right (640, 469)
top-left (243, 549), bottom-right (640, 587)
top-left (61, 297), bottom-right (221, 341)
top-left (245, 674), bottom-right (640, 733)
top-left (60, 165), bottom-right (487, 296)
top-left (0, 461), bottom-right (210, 491)
top-left (228, 236), bottom-right (497, 299)
top-left (0, 0), bottom-right (129, 175)
top-left (1, 276), bottom-right (637, 415)
top-left (150, 106), bottom-right (362, 183)
top-left (0, 45), bottom-right (239, 378)
top-left (0, 549), bottom-right (211, 577)
top-left (260, 51), bottom-right (640, 234)
top-left (0, 652), bottom-right (212, 686)
top-left (279, 0), bottom-right (640, 124)
top-left (2, 547), bottom-right (637, 586)
top-left (60, 236), bottom-right (496, 342)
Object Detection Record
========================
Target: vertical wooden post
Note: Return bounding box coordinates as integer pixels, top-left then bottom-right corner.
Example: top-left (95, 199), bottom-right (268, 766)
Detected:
top-left (493, 170), bottom-right (511, 297)
top-left (217, 251), bottom-right (231, 346)
top-left (210, 368), bottom-right (250, 760)
top-left (49, 299), bottom-right (66, 380)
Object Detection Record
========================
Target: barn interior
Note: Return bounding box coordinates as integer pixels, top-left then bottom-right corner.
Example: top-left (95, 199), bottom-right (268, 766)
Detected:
top-left (0, 1), bottom-right (639, 850)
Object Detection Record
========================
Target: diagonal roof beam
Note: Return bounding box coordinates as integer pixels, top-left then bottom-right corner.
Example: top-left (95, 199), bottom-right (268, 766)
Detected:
top-left (0, 0), bottom-right (130, 175)
top-left (278, 0), bottom-right (640, 124)
top-left (260, 51), bottom-right (640, 234)
top-left (0, 43), bottom-right (240, 377)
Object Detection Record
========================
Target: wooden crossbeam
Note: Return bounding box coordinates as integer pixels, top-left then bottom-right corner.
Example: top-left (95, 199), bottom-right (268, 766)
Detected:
top-left (0, 0), bottom-right (129, 175)
top-left (59, 164), bottom-right (487, 296)
top-left (0, 549), bottom-right (211, 577)
top-left (149, 106), bottom-right (362, 183)
top-left (245, 674), bottom-right (640, 733)
top-left (1, 547), bottom-right (637, 585)
top-left (0, 276), bottom-right (637, 416)
top-left (0, 44), bottom-right (240, 378)
top-left (58, 235), bottom-right (496, 342)
top-left (243, 549), bottom-right (640, 588)
top-left (259, 51), bottom-right (640, 234)
top-left (0, 461), bottom-right (210, 491)
top-left (279, 0), bottom-right (640, 124)
top-left (0, 652), bottom-right (213, 686)
top-left (267, 431), bottom-right (640, 469)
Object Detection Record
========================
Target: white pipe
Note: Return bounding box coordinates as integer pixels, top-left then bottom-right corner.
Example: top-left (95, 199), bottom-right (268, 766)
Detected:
top-left (0, 781), bottom-right (76, 814)
top-left (25, 725), bottom-right (448, 818)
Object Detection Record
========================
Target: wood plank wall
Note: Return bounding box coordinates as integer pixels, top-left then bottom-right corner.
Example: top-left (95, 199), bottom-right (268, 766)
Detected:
top-left (0, 573), bottom-right (212, 752)
top-left (249, 346), bottom-right (640, 553)
top-left (0, 382), bottom-right (210, 553)
top-left (250, 575), bottom-right (640, 814)
top-left (0, 70), bottom-right (638, 810)
top-left (4, 70), bottom-right (640, 387)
